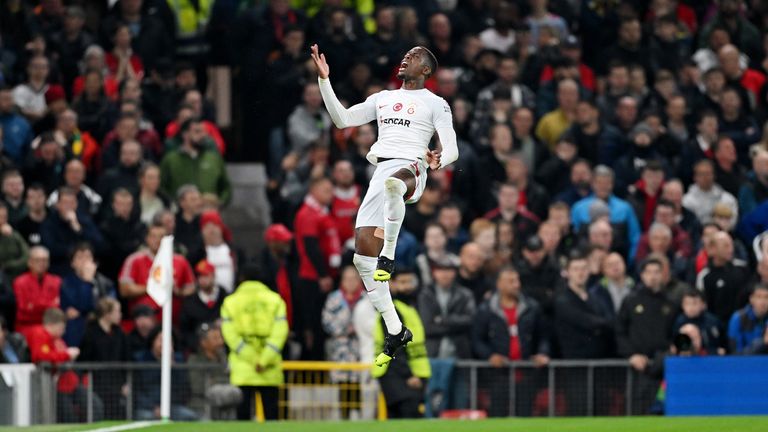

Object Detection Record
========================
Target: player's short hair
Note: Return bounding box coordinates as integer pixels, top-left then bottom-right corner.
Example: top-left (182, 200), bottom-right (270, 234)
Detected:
top-left (417, 46), bottom-right (438, 78)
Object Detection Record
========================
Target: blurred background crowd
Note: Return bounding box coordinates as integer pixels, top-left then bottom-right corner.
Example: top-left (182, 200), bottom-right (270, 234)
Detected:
top-left (2, 0), bottom-right (768, 422)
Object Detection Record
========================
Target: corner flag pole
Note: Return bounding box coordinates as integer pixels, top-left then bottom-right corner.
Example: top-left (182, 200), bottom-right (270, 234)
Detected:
top-left (147, 235), bottom-right (175, 422)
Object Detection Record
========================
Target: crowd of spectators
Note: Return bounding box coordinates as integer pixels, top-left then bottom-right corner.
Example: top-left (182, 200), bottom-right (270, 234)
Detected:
top-left (2, 0), bottom-right (768, 422)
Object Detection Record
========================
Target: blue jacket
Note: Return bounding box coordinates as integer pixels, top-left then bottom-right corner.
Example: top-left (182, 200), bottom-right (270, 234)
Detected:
top-left (571, 194), bottom-right (641, 261)
top-left (728, 305), bottom-right (768, 354)
top-left (60, 272), bottom-right (115, 347)
top-left (0, 113), bottom-right (33, 165)
top-left (737, 200), bottom-right (768, 245)
top-left (40, 211), bottom-right (106, 274)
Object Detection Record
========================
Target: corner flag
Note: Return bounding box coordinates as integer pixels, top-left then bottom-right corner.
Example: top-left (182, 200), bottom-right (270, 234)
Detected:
top-left (146, 235), bottom-right (174, 421)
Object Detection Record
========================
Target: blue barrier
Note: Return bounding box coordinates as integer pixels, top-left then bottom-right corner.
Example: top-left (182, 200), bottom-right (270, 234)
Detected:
top-left (666, 356), bottom-right (768, 415)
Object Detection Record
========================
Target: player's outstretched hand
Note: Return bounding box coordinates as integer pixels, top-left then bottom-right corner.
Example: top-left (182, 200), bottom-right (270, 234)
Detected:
top-left (426, 150), bottom-right (442, 170)
top-left (310, 44), bottom-right (329, 79)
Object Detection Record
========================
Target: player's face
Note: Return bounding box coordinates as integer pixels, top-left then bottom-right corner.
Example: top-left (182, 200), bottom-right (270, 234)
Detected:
top-left (397, 48), bottom-right (430, 80)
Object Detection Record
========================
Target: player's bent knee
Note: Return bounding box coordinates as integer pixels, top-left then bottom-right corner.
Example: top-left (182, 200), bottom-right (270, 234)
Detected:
top-left (384, 177), bottom-right (407, 197)
top-left (353, 253), bottom-right (375, 275)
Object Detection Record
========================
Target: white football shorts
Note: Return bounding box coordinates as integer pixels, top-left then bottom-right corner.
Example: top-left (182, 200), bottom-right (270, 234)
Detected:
top-left (355, 158), bottom-right (429, 229)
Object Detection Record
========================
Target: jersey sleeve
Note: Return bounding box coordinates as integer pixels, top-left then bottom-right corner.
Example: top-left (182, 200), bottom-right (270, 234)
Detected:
top-left (318, 77), bottom-right (376, 128)
top-left (432, 98), bottom-right (459, 167)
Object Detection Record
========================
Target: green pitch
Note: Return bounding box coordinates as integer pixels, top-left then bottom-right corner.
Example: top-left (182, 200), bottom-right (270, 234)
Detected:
top-left (5, 417), bottom-right (768, 432)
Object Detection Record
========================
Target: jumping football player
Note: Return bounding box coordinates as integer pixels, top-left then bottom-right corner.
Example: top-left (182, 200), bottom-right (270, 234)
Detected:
top-left (310, 44), bottom-right (459, 366)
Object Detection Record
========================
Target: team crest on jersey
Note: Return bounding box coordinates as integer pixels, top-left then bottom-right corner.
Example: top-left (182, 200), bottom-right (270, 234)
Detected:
top-left (393, 103), bottom-right (403, 112)
top-left (407, 103), bottom-right (416, 114)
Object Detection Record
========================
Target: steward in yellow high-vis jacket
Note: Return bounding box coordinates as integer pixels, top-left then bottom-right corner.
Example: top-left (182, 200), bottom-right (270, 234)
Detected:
top-left (221, 267), bottom-right (288, 421)
top-left (372, 269), bottom-right (431, 418)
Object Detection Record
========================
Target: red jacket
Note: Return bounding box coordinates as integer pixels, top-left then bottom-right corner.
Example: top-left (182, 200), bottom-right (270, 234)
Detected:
top-left (331, 185), bottom-right (361, 245)
top-left (26, 325), bottom-right (81, 393)
top-left (294, 196), bottom-right (341, 280)
top-left (26, 325), bottom-right (70, 364)
top-left (13, 272), bottom-right (61, 337)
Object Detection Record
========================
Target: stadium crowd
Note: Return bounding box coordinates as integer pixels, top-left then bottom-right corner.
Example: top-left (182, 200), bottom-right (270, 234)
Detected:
top-left (2, 0), bottom-right (768, 423)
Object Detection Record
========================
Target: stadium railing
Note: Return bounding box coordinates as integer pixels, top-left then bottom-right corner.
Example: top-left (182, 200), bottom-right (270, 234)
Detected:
top-left (3, 359), bottom-right (646, 425)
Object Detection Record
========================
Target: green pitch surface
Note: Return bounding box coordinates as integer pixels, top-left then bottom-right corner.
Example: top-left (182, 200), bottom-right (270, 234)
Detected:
top-left (5, 417), bottom-right (768, 432)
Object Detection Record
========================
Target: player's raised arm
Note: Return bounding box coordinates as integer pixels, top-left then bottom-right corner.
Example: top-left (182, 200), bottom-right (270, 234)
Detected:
top-left (311, 44), bottom-right (376, 129)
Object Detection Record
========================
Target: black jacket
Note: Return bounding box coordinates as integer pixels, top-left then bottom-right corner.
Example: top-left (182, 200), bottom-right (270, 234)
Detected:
top-left (616, 286), bottom-right (676, 358)
top-left (417, 283), bottom-right (476, 359)
top-left (553, 286), bottom-right (615, 359)
top-left (99, 214), bottom-right (146, 280)
top-left (515, 255), bottom-right (562, 317)
top-left (0, 332), bottom-right (29, 363)
top-left (175, 214), bottom-right (204, 261)
top-left (179, 287), bottom-right (227, 352)
top-left (472, 292), bottom-right (550, 360)
top-left (698, 261), bottom-right (750, 324)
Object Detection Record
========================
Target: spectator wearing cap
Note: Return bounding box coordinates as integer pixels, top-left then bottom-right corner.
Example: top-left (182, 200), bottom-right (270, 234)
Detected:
top-left (160, 118), bottom-right (231, 204)
top-left (12, 55), bottom-right (50, 124)
top-left (180, 260), bottom-right (226, 352)
top-left (418, 256), bottom-right (475, 360)
top-left (571, 165), bottom-right (641, 262)
top-left (0, 86), bottom-right (34, 166)
top-left (473, 266), bottom-right (550, 417)
top-left (118, 222), bottom-right (195, 323)
top-left (13, 246), bottom-right (61, 340)
top-left (188, 210), bottom-right (236, 294)
top-left (515, 234), bottom-right (561, 317)
top-left (696, 232), bottom-right (750, 324)
top-left (127, 304), bottom-right (157, 358)
top-left (78, 297), bottom-right (130, 419)
top-left (683, 159), bottom-right (738, 226)
top-left (260, 223), bottom-right (298, 329)
top-left (99, 188), bottom-right (145, 280)
top-left (535, 78), bottom-right (580, 149)
top-left (737, 150), bottom-right (768, 215)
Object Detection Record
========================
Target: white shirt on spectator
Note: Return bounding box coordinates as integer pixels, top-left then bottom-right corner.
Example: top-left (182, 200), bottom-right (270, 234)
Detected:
top-left (12, 84), bottom-right (48, 117)
top-left (206, 243), bottom-right (234, 293)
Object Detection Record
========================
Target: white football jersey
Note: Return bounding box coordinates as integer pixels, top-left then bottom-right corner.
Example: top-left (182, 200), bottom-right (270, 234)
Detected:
top-left (363, 89), bottom-right (453, 164)
top-left (318, 78), bottom-right (455, 165)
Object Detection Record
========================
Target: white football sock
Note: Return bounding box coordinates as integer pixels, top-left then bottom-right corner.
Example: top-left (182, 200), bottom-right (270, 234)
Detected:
top-left (353, 253), bottom-right (402, 335)
top-left (381, 177), bottom-right (407, 260)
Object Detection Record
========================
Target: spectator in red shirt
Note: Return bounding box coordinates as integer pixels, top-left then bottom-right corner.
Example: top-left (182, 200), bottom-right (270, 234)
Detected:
top-left (72, 45), bottom-right (119, 100)
top-left (27, 307), bottom-right (79, 364)
top-left (293, 177), bottom-right (341, 359)
top-left (118, 222), bottom-right (195, 322)
top-left (105, 24), bottom-right (144, 83)
top-left (330, 160), bottom-right (361, 246)
top-left (13, 246), bottom-right (61, 339)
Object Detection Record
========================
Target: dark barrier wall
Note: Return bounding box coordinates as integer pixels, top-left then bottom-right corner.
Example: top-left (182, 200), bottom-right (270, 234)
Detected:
top-left (666, 357), bottom-right (768, 415)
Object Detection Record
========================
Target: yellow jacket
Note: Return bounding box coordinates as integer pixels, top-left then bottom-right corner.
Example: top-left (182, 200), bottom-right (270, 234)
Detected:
top-left (221, 280), bottom-right (288, 386)
top-left (372, 300), bottom-right (431, 379)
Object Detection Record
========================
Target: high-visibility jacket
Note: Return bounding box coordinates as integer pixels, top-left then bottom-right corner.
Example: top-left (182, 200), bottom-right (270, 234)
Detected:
top-left (291, 0), bottom-right (375, 33)
top-left (221, 280), bottom-right (288, 386)
top-left (166, 0), bottom-right (213, 55)
top-left (372, 300), bottom-right (431, 379)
